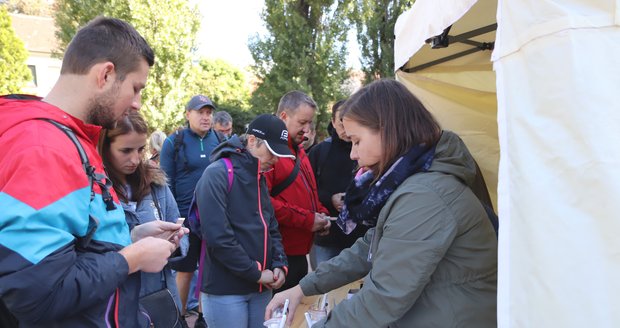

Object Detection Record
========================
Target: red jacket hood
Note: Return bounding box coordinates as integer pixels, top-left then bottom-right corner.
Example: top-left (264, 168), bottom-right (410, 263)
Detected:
top-left (0, 96), bottom-right (102, 146)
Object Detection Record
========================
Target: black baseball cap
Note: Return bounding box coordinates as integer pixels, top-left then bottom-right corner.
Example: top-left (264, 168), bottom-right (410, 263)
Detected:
top-left (247, 114), bottom-right (295, 159)
top-left (186, 95), bottom-right (216, 111)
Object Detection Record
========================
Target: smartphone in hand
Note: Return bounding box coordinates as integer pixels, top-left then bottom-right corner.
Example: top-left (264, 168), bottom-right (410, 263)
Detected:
top-left (162, 218), bottom-right (184, 241)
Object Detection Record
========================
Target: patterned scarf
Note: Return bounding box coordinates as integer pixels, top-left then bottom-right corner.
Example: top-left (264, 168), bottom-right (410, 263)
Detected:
top-left (336, 143), bottom-right (437, 234)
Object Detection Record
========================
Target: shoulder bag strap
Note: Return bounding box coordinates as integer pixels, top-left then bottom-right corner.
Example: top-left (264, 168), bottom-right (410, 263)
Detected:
top-left (270, 155), bottom-right (300, 197)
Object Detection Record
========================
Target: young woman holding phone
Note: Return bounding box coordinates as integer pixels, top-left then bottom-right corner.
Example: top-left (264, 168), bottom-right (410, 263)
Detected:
top-left (100, 111), bottom-right (184, 312)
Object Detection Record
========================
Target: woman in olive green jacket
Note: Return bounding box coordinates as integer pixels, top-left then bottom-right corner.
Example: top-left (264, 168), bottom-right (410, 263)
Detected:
top-left (266, 79), bottom-right (497, 328)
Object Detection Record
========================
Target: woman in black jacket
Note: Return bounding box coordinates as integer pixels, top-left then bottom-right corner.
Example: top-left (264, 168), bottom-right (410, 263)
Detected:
top-left (194, 114), bottom-right (291, 328)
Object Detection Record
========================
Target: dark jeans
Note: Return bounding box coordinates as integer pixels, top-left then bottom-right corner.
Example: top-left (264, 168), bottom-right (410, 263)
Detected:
top-left (275, 255), bottom-right (308, 293)
top-left (169, 233), bottom-right (200, 272)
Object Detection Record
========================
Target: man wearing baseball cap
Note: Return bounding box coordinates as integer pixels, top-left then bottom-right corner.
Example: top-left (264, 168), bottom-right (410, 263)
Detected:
top-left (160, 94), bottom-right (226, 327)
top-left (193, 114), bottom-right (291, 327)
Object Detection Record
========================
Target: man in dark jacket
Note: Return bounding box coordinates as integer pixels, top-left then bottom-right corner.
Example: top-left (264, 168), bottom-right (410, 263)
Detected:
top-left (264, 91), bottom-right (330, 292)
top-left (0, 17), bottom-right (185, 327)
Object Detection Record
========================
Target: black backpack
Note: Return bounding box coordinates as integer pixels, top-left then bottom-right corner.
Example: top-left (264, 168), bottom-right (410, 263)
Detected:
top-left (172, 127), bottom-right (226, 172)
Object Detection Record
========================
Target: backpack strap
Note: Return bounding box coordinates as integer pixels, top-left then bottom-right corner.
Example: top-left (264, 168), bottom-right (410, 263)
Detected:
top-left (174, 129), bottom-right (227, 173)
top-left (43, 119), bottom-right (96, 200)
top-left (39, 119), bottom-right (116, 248)
top-left (194, 157), bottom-right (234, 299)
top-left (270, 155), bottom-right (300, 197)
top-left (41, 119), bottom-right (116, 211)
top-left (173, 128), bottom-right (190, 173)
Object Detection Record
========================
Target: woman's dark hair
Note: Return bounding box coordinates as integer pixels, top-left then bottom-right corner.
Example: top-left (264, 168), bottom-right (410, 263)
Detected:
top-left (331, 100), bottom-right (346, 121)
top-left (99, 111), bottom-right (165, 203)
top-left (340, 79), bottom-right (441, 179)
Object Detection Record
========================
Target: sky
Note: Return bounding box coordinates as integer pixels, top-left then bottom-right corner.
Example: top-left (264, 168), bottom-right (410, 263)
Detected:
top-left (195, 0), bottom-right (266, 69)
top-left (195, 0), bottom-right (360, 70)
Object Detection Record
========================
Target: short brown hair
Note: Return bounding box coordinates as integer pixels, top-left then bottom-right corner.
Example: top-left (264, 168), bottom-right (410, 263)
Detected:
top-left (340, 79), bottom-right (441, 178)
top-left (61, 17), bottom-right (154, 80)
top-left (276, 90), bottom-right (317, 116)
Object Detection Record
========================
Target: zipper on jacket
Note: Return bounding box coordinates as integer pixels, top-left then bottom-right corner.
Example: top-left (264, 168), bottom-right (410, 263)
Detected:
top-left (114, 288), bottom-right (120, 327)
top-left (104, 288), bottom-right (121, 328)
top-left (105, 292), bottom-right (115, 328)
top-left (257, 161), bottom-right (269, 293)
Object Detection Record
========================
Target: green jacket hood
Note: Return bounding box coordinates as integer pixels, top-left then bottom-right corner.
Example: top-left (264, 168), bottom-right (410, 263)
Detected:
top-left (428, 130), bottom-right (478, 189)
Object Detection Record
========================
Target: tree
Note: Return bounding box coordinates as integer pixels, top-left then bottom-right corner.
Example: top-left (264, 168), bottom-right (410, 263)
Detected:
top-left (249, 0), bottom-right (350, 132)
top-left (0, 5), bottom-right (31, 94)
top-left (53, 0), bottom-right (200, 132)
top-left (128, 0), bottom-right (200, 133)
top-left (185, 58), bottom-right (255, 135)
top-left (187, 58), bottom-right (251, 110)
top-left (53, 0), bottom-right (130, 54)
top-left (348, 0), bottom-right (412, 83)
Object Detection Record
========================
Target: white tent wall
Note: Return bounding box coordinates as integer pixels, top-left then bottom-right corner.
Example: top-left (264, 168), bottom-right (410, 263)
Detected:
top-left (396, 0), bottom-right (620, 326)
top-left (494, 0), bottom-right (620, 326)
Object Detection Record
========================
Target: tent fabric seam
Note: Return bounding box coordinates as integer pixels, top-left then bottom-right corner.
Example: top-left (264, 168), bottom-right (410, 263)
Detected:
top-left (492, 14), bottom-right (617, 61)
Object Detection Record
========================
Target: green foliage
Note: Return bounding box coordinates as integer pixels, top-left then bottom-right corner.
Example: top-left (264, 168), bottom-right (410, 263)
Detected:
top-left (249, 0), bottom-right (349, 133)
top-left (0, 5), bottom-right (31, 94)
top-left (184, 58), bottom-right (255, 135)
top-left (128, 0), bottom-right (200, 133)
top-left (348, 0), bottom-right (412, 83)
top-left (53, 0), bottom-right (200, 133)
top-left (53, 0), bottom-right (130, 56)
top-left (186, 58), bottom-right (251, 110)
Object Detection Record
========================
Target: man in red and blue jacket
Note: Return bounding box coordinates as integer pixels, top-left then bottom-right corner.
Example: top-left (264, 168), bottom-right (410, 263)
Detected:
top-left (0, 17), bottom-right (185, 327)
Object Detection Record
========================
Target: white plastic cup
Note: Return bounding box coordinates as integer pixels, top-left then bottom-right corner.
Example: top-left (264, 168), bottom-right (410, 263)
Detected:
top-left (307, 305), bottom-right (327, 323)
top-left (263, 318), bottom-right (282, 328)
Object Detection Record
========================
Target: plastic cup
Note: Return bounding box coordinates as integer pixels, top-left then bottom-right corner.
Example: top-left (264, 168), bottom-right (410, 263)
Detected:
top-left (307, 304), bottom-right (327, 323)
top-left (263, 318), bottom-right (282, 328)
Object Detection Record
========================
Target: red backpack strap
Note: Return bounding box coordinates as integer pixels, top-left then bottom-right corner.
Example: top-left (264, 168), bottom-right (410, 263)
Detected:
top-left (195, 157), bottom-right (234, 300)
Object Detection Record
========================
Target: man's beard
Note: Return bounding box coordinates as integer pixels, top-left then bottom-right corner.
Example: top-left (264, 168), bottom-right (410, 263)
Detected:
top-left (86, 84), bottom-right (122, 129)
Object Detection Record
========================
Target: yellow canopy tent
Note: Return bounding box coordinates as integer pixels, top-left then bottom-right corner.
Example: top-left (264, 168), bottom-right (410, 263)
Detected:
top-left (394, 0), bottom-right (498, 207)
